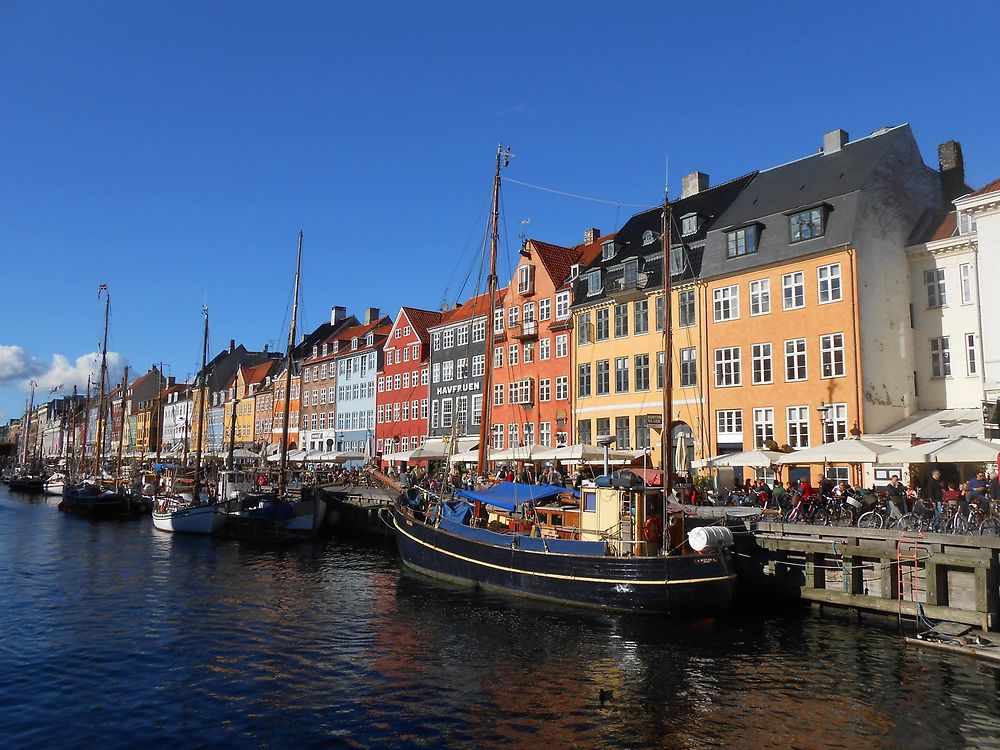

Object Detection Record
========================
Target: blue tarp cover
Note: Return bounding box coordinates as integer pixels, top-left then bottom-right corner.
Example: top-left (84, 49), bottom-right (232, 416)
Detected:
top-left (438, 518), bottom-right (606, 556)
top-left (454, 482), bottom-right (577, 512)
top-left (440, 501), bottom-right (473, 525)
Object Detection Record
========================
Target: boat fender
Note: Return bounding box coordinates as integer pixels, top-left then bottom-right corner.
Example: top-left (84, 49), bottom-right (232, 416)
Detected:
top-left (642, 515), bottom-right (663, 543)
top-left (687, 525), bottom-right (734, 553)
top-left (159, 499), bottom-right (169, 514)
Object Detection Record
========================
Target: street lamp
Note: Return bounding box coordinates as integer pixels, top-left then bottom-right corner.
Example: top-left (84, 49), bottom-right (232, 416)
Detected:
top-left (817, 401), bottom-right (832, 444)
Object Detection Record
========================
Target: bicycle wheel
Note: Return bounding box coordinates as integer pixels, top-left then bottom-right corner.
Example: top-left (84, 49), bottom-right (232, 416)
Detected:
top-left (979, 517), bottom-right (1000, 536)
top-left (895, 513), bottom-right (923, 532)
top-left (857, 510), bottom-right (883, 530)
top-left (810, 507), bottom-right (829, 526)
top-left (830, 507), bottom-right (853, 527)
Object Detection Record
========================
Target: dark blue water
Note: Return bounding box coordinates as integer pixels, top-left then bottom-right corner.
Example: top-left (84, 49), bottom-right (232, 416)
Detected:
top-left (1, 486), bottom-right (999, 749)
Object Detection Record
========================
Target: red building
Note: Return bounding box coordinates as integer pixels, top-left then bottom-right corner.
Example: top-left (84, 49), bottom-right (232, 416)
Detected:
top-left (489, 239), bottom-right (589, 451)
top-left (376, 306), bottom-right (442, 461)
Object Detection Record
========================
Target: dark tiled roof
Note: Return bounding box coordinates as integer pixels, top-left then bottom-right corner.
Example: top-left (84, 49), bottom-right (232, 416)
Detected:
top-left (434, 288), bottom-right (507, 327)
top-left (400, 307), bottom-right (443, 342)
top-left (528, 240), bottom-right (577, 287)
top-left (332, 318), bottom-right (393, 356)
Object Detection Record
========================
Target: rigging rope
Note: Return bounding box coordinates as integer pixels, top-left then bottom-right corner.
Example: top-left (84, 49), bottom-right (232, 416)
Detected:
top-left (505, 177), bottom-right (658, 209)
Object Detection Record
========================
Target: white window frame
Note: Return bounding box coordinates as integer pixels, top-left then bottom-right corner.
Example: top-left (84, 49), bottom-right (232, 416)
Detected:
top-left (749, 279), bottom-right (770, 316)
top-left (931, 336), bottom-right (951, 378)
top-left (751, 342), bottom-right (772, 385)
top-left (960, 263), bottom-right (974, 305)
top-left (925, 268), bottom-right (947, 308)
top-left (817, 263), bottom-right (842, 304)
top-left (966, 333), bottom-right (978, 376)
top-left (713, 285), bottom-right (740, 322)
top-left (714, 347), bottom-right (741, 387)
top-left (555, 291), bottom-right (571, 320)
top-left (782, 271), bottom-right (805, 310)
top-left (786, 405), bottom-right (810, 449)
top-left (784, 338), bottom-right (807, 382)
top-left (820, 333), bottom-right (846, 378)
top-left (753, 407), bottom-right (774, 448)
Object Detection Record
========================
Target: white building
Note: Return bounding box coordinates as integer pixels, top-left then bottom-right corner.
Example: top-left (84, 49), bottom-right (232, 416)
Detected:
top-left (161, 385), bottom-right (192, 453)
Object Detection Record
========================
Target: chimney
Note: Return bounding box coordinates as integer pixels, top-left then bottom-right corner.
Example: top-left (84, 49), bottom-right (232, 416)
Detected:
top-left (584, 227), bottom-right (601, 244)
top-left (263, 344), bottom-right (269, 353)
top-left (229, 339), bottom-right (235, 353)
top-left (167, 376), bottom-right (175, 387)
top-left (681, 172), bottom-right (709, 198)
top-left (364, 306), bottom-right (380, 325)
top-left (823, 129), bottom-right (849, 154)
top-left (938, 140), bottom-right (966, 202)
top-left (330, 305), bottom-right (347, 325)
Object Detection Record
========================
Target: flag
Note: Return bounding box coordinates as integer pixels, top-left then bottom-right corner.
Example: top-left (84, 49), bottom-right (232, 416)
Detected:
top-left (98, 283), bottom-right (108, 298)
top-left (48, 384), bottom-right (62, 393)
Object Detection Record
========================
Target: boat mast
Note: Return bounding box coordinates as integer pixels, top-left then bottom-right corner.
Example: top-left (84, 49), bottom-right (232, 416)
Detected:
top-left (67, 385), bottom-right (78, 477)
top-left (79, 376), bottom-right (91, 474)
top-left (93, 287), bottom-right (111, 478)
top-left (661, 191), bottom-right (673, 523)
top-left (477, 144), bottom-right (509, 477)
top-left (277, 231), bottom-right (303, 500)
top-left (192, 308), bottom-right (210, 500)
top-left (114, 367), bottom-right (129, 487)
top-left (154, 362), bottom-right (164, 466)
top-left (21, 380), bottom-right (36, 466)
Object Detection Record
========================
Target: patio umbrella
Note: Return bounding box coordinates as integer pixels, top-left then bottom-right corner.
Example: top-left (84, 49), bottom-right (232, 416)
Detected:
top-left (380, 449), bottom-right (413, 462)
top-left (331, 450), bottom-right (368, 463)
top-left (675, 437), bottom-right (691, 474)
top-left (775, 438), bottom-right (895, 465)
top-left (879, 436), bottom-right (1000, 464)
top-left (695, 449), bottom-right (782, 468)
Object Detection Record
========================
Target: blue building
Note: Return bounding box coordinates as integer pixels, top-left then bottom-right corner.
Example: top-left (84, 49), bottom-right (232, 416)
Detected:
top-left (333, 312), bottom-right (391, 461)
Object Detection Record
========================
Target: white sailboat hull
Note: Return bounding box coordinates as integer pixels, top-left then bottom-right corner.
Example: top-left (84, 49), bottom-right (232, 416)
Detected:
top-left (152, 502), bottom-right (228, 534)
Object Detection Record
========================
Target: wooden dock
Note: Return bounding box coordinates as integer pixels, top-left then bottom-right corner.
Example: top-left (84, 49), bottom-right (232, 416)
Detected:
top-left (749, 522), bottom-right (1000, 631)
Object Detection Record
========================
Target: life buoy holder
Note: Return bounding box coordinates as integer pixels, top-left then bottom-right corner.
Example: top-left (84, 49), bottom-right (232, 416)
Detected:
top-left (642, 515), bottom-right (663, 543)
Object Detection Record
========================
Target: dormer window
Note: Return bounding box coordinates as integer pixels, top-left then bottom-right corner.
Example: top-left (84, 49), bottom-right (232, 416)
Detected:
top-left (351, 337), bottom-right (359, 349)
top-left (670, 245), bottom-right (686, 275)
top-left (312, 345), bottom-right (318, 357)
top-left (642, 229), bottom-right (658, 245)
top-left (958, 210), bottom-right (977, 235)
top-left (586, 269), bottom-right (602, 296)
top-left (322, 343), bottom-right (328, 356)
top-left (517, 264), bottom-right (535, 295)
top-left (789, 207), bottom-right (825, 242)
top-left (333, 341), bottom-right (339, 353)
top-left (726, 225), bottom-right (758, 259)
top-left (681, 214), bottom-right (700, 236)
top-left (570, 263), bottom-right (580, 280)
top-left (366, 332), bottom-right (374, 346)
top-left (601, 240), bottom-right (616, 261)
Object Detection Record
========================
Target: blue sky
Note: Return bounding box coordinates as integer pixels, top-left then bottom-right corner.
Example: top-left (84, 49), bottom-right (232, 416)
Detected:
top-left (1, 0), bottom-right (998, 419)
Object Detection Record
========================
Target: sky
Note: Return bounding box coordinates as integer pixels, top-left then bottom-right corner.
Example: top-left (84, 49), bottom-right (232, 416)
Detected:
top-left (2, 0), bottom-right (999, 420)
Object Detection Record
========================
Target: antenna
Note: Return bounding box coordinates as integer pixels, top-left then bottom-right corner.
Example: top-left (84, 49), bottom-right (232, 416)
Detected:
top-left (519, 217), bottom-right (531, 254)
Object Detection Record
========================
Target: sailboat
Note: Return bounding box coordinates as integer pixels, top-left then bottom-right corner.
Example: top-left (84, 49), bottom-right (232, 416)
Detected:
top-left (226, 231), bottom-right (327, 540)
top-left (62, 286), bottom-right (145, 517)
top-left (9, 380), bottom-right (45, 493)
top-left (152, 307), bottom-right (229, 534)
top-left (388, 145), bottom-right (736, 615)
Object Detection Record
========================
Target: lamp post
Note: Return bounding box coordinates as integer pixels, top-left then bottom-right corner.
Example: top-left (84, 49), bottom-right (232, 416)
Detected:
top-left (817, 401), bottom-right (832, 444)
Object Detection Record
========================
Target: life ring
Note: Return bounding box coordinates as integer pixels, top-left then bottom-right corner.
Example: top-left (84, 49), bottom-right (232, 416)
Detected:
top-left (642, 515), bottom-right (663, 543)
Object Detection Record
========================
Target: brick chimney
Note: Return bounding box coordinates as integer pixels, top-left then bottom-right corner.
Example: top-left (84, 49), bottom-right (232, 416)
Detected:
top-left (330, 305), bottom-right (347, 325)
top-left (823, 129), bottom-right (849, 154)
top-left (364, 307), bottom-right (380, 324)
top-left (584, 227), bottom-right (601, 244)
top-left (681, 172), bottom-right (709, 198)
top-left (229, 339), bottom-right (235, 353)
top-left (938, 140), bottom-right (966, 202)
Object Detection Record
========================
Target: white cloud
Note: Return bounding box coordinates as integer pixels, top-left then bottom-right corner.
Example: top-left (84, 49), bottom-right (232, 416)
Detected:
top-left (29, 351), bottom-right (128, 394)
top-left (0, 345), bottom-right (45, 384)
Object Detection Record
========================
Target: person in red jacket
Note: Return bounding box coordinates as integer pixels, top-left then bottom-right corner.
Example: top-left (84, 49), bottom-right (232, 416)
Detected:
top-left (799, 478), bottom-right (814, 502)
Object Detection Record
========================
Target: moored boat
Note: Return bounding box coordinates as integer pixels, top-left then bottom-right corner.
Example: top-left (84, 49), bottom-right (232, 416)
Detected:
top-left (152, 496), bottom-right (228, 533)
top-left (8, 474), bottom-right (45, 493)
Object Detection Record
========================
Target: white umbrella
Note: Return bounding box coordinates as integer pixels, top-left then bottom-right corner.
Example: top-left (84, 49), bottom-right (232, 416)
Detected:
top-left (331, 450), bottom-right (368, 463)
top-left (381, 449), bottom-right (413, 462)
top-left (775, 438), bottom-right (895, 465)
top-left (533, 443), bottom-right (632, 464)
top-left (675, 437), bottom-right (691, 474)
top-left (695, 449), bottom-right (782, 469)
top-left (449, 449), bottom-right (483, 464)
top-left (879, 436), bottom-right (1000, 464)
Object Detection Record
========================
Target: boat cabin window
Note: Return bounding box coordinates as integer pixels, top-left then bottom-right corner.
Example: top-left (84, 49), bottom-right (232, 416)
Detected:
top-left (583, 490), bottom-right (596, 512)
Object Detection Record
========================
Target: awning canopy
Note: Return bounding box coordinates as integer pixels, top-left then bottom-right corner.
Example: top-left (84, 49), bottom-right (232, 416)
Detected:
top-left (776, 438), bottom-right (896, 465)
top-left (879, 436), bottom-right (1000, 464)
top-left (455, 482), bottom-right (576, 511)
top-left (693, 449), bottom-right (782, 469)
top-left (407, 437), bottom-right (478, 461)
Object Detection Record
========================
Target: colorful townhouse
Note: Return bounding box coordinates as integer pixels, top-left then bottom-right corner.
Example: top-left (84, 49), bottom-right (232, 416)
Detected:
top-left (160, 383), bottom-right (192, 454)
top-left (375, 306), bottom-right (442, 458)
top-left (223, 359), bottom-right (276, 453)
top-left (131, 367), bottom-right (170, 454)
top-left (299, 306), bottom-right (359, 453)
top-left (488, 239), bottom-right (583, 452)
top-left (426, 290), bottom-right (499, 442)
top-left (332, 311), bottom-right (392, 459)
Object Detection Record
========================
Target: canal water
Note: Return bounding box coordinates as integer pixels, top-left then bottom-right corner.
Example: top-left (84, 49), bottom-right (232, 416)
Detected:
top-left (1, 486), bottom-right (998, 750)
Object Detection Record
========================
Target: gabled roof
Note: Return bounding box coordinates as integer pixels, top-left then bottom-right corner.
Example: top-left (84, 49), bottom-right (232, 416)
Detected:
top-left (526, 240), bottom-right (578, 288)
top-left (974, 177), bottom-right (1000, 196)
top-left (241, 360), bottom-right (276, 387)
top-left (399, 306), bottom-right (443, 342)
top-left (434, 288), bottom-right (507, 327)
top-left (332, 318), bottom-right (393, 357)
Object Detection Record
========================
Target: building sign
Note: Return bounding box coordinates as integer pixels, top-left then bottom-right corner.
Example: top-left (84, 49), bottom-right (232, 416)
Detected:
top-left (645, 413), bottom-right (664, 429)
top-left (435, 381), bottom-right (481, 397)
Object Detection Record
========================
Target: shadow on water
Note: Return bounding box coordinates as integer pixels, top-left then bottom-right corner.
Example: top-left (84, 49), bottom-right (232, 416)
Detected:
top-left (0, 486), bottom-right (998, 749)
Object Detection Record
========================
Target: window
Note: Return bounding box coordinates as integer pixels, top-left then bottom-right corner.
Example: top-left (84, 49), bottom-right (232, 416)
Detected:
top-left (681, 214), bottom-right (699, 235)
top-left (601, 240), bottom-right (616, 260)
top-left (634, 300), bottom-right (649, 334)
top-left (403, 346), bottom-right (410, 362)
top-left (510, 380), bottom-right (533, 405)
top-left (931, 337), bottom-right (951, 377)
top-left (539, 338), bottom-right (551, 360)
top-left (714, 347), bottom-right (741, 387)
top-left (586, 270), bottom-right (602, 296)
top-left (615, 416), bottom-right (630, 449)
top-left (615, 357), bottom-right (630, 393)
top-left (430, 400), bottom-right (439, 429)
top-left (421, 369), bottom-right (429, 385)
top-left (656, 294), bottom-right (666, 330)
top-left (539, 378), bottom-right (551, 401)
top-left (595, 308), bottom-right (610, 341)
top-left (508, 423), bottom-right (519, 448)
top-left (540, 421), bottom-right (551, 447)
top-left (680, 347), bottom-right (696, 387)
top-left (749, 279), bottom-right (770, 316)
top-left (578, 363), bottom-right (592, 397)
top-left (522, 302), bottom-right (535, 322)
top-left (925, 269), bottom-right (947, 307)
top-left (523, 344), bottom-right (533, 364)
top-left (577, 419), bottom-right (592, 446)
top-left (431, 363), bottom-right (440, 383)
top-left (538, 298), bottom-right (551, 321)
top-left (523, 422), bottom-right (535, 446)
top-left (402, 372), bottom-right (410, 389)
top-left (596, 360), bottom-right (610, 395)
top-left (555, 335), bottom-right (568, 358)
top-left (670, 245), bottom-right (685, 275)
top-left (784, 338), bottom-right (807, 381)
top-left (622, 258), bottom-right (639, 289)
top-left (493, 384), bottom-right (504, 406)
top-left (959, 210), bottom-right (977, 235)
top-left (789, 207), bottom-right (824, 242)
top-left (634, 354), bottom-right (650, 391)
top-left (614, 304), bottom-right (628, 337)
top-left (493, 347), bottom-right (503, 369)
top-left (752, 343), bottom-right (772, 384)
top-left (782, 272), bottom-right (805, 310)
top-left (713, 285), bottom-right (739, 321)
top-left (823, 403), bottom-right (848, 443)
top-left (753, 408), bottom-right (774, 448)
top-left (401, 401), bottom-right (409, 421)
top-left (717, 410), bottom-right (743, 444)
top-left (508, 344), bottom-right (519, 366)
top-left (966, 333), bottom-right (978, 375)
top-left (472, 355), bottom-right (485, 377)
top-left (642, 229), bottom-right (657, 245)
top-left (818, 264), bottom-right (842, 304)
top-left (456, 358), bottom-right (469, 378)
top-left (556, 291), bottom-right (570, 319)
top-left (456, 326), bottom-right (469, 347)
top-left (577, 313), bottom-right (591, 345)
top-left (678, 290), bottom-right (695, 327)
top-left (442, 361), bottom-right (454, 382)
top-left (555, 376), bottom-right (568, 400)
top-left (786, 406), bottom-right (810, 448)
top-left (507, 306), bottom-right (519, 328)
top-left (471, 395), bottom-right (482, 426)
top-left (441, 330), bottom-right (454, 349)
top-left (960, 264), bottom-right (974, 305)
top-left (820, 333), bottom-right (845, 378)
top-left (656, 351), bottom-right (665, 389)
top-left (726, 226), bottom-right (757, 258)
top-left (468, 320), bottom-right (484, 343)
top-left (492, 424), bottom-right (504, 449)
top-left (635, 415), bottom-right (650, 449)
top-left (517, 264), bottom-right (535, 295)
top-left (493, 308), bottom-right (504, 333)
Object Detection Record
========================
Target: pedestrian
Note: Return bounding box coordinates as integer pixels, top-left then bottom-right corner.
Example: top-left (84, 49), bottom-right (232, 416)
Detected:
top-left (884, 475), bottom-right (908, 516)
top-left (925, 469), bottom-right (944, 526)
